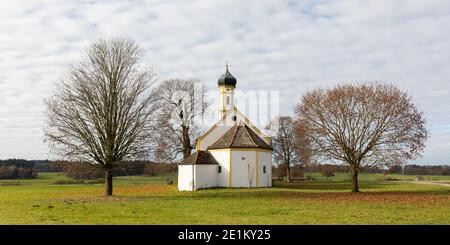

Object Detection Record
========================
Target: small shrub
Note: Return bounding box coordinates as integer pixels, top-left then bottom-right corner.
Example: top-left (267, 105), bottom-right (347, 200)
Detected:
top-left (64, 163), bottom-right (104, 180)
top-left (320, 168), bottom-right (335, 180)
top-left (0, 181), bottom-right (23, 186)
top-left (290, 167), bottom-right (304, 178)
top-left (376, 176), bottom-right (401, 181)
top-left (85, 179), bottom-right (104, 184)
top-left (306, 176), bottom-right (316, 181)
top-left (0, 165), bottom-right (38, 179)
top-left (54, 179), bottom-right (85, 185)
top-left (166, 177), bottom-right (174, 185)
top-left (416, 175), bottom-right (425, 181)
top-left (54, 178), bottom-right (104, 185)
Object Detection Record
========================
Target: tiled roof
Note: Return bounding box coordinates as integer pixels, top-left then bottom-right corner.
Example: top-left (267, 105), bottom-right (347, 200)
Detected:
top-left (181, 150), bottom-right (218, 165)
top-left (208, 124), bottom-right (272, 150)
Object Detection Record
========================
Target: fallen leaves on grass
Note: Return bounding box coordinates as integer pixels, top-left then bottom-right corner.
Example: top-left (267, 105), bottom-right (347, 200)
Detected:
top-left (114, 185), bottom-right (173, 196)
top-left (274, 192), bottom-right (450, 207)
top-left (51, 185), bottom-right (173, 204)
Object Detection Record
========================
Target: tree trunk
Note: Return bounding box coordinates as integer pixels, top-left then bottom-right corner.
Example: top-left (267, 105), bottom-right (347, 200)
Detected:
top-left (105, 169), bottom-right (113, 197)
top-left (286, 163), bottom-right (291, 183)
top-left (182, 125), bottom-right (192, 160)
top-left (351, 167), bottom-right (359, 193)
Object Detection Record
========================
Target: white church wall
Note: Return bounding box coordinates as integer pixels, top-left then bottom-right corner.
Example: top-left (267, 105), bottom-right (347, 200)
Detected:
top-left (231, 150), bottom-right (257, 187)
top-left (194, 165), bottom-right (218, 190)
top-left (258, 151), bottom-right (272, 187)
top-left (178, 165), bottom-right (194, 191)
top-left (178, 164), bottom-right (219, 191)
top-left (208, 149), bottom-right (230, 187)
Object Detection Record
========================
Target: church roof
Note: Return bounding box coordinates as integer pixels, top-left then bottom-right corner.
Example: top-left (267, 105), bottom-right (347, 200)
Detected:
top-left (208, 124), bottom-right (273, 150)
top-left (181, 150), bottom-right (218, 165)
top-left (217, 65), bottom-right (237, 87)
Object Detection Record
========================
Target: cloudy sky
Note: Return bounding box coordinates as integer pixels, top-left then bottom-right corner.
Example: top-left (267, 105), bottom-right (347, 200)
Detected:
top-left (0, 0), bottom-right (449, 164)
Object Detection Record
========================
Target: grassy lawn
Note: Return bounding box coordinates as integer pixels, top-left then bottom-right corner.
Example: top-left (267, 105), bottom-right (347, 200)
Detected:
top-left (304, 172), bottom-right (450, 181)
top-left (1, 172), bottom-right (450, 224)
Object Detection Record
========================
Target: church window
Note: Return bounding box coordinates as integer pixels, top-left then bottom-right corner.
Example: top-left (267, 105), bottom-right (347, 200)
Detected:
top-left (263, 166), bottom-right (266, 174)
top-left (232, 116), bottom-right (237, 121)
top-left (226, 96), bottom-right (230, 105)
top-left (218, 166), bottom-right (222, 173)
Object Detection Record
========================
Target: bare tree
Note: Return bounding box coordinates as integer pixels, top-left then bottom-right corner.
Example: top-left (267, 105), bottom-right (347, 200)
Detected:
top-left (45, 38), bottom-right (157, 196)
top-left (266, 116), bottom-right (305, 182)
top-left (320, 168), bottom-right (335, 180)
top-left (151, 79), bottom-right (208, 162)
top-left (294, 83), bottom-right (428, 192)
top-left (247, 159), bottom-right (255, 187)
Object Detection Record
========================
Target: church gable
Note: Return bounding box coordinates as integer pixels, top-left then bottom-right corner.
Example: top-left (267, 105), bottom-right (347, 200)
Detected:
top-left (208, 124), bottom-right (272, 150)
top-left (196, 107), bottom-right (271, 150)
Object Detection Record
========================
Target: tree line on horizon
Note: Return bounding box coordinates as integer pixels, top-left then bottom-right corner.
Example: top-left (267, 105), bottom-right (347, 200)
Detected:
top-left (272, 163), bottom-right (450, 180)
top-left (2, 159), bottom-right (449, 182)
top-left (40, 37), bottom-right (428, 195)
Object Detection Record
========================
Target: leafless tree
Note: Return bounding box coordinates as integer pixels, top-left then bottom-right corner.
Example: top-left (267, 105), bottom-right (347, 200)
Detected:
top-left (151, 79), bottom-right (208, 162)
top-left (45, 38), bottom-right (157, 196)
top-left (294, 83), bottom-right (428, 192)
top-left (247, 159), bottom-right (255, 187)
top-left (266, 116), bottom-right (307, 182)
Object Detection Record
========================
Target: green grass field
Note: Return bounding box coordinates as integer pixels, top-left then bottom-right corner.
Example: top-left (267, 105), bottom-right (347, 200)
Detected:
top-left (1, 172), bottom-right (450, 224)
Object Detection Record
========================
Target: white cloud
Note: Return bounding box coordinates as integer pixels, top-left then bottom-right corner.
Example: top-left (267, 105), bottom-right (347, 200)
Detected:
top-left (0, 0), bottom-right (449, 164)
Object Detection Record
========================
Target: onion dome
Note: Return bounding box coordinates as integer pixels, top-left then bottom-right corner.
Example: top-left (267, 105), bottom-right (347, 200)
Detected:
top-left (217, 64), bottom-right (237, 87)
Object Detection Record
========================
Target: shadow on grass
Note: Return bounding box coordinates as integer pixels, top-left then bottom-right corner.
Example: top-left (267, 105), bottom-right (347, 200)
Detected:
top-left (272, 180), bottom-right (417, 191)
top-left (274, 180), bottom-right (356, 190)
top-left (272, 180), bottom-right (450, 194)
top-left (116, 181), bottom-right (450, 203)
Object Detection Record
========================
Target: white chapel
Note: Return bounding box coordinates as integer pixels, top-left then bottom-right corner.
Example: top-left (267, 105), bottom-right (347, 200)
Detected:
top-left (178, 65), bottom-right (273, 191)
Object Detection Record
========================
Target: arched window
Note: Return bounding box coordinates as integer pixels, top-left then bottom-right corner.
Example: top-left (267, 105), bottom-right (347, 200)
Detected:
top-left (263, 166), bottom-right (266, 174)
top-left (226, 96), bottom-right (230, 105)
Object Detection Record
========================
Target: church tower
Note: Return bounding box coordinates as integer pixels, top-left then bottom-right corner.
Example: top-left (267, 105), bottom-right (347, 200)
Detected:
top-left (217, 64), bottom-right (237, 118)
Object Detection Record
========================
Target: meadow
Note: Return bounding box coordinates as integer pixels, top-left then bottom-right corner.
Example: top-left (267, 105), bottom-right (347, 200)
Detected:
top-left (1, 172), bottom-right (450, 224)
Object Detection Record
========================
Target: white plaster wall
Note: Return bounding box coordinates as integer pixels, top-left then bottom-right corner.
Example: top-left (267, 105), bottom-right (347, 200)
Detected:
top-left (231, 150), bottom-right (257, 187)
top-left (208, 149), bottom-right (230, 187)
top-left (258, 151), bottom-right (272, 187)
top-left (194, 165), bottom-right (218, 190)
top-left (179, 150), bottom-right (272, 191)
top-left (178, 165), bottom-right (194, 191)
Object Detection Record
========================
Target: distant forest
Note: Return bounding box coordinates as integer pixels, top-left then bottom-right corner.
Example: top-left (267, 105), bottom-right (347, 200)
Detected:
top-left (1, 159), bottom-right (449, 180)
top-left (274, 163), bottom-right (450, 178)
top-left (0, 159), bottom-right (176, 180)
